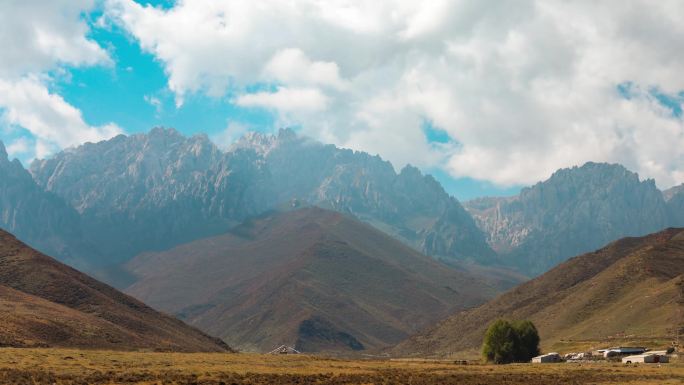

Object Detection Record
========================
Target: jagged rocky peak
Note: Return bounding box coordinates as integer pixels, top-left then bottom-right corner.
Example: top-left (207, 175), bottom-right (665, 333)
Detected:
top-left (535, 161), bottom-right (647, 189)
top-left (466, 161), bottom-right (670, 274)
top-left (231, 127), bottom-right (307, 155)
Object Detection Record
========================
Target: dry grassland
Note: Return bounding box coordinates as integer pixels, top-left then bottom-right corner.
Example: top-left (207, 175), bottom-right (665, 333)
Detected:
top-left (0, 348), bottom-right (681, 385)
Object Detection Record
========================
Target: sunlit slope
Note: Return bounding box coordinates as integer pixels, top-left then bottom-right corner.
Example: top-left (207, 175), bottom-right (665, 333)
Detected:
top-left (0, 229), bottom-right (230, 352)
top-left (393, 228), bottom-right (684, 357)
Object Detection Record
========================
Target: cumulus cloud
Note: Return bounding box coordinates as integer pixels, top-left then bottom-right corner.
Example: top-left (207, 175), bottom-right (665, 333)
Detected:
top-left (0, 0), bottom-right (110, 78)
top-left (0, 0), bottom-right (120, 159)
top-left (5, 137), bottom-right (32, 159)
top-left (0, 78), bottom-right (123, 158)
top-left (236, 87), bottom-right (330, 113)
top-left (263, 48), bottom-right (349, 90)
top-left (107, 0), bottom-right (684, 188)
top-left (211, 121), bottom-right (250, 149)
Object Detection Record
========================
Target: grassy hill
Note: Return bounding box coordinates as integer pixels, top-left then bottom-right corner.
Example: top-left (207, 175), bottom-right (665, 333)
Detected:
top-left (0, 229), bottom-right (230, 352)
top-left (392, 228), bottom-right (684, 357)
top-left (125, 207), bottom-right (498, 353)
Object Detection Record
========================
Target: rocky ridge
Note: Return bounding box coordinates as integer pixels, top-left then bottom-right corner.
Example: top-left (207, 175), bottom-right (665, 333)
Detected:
top-left (465, 162), bottom-right (671, 274)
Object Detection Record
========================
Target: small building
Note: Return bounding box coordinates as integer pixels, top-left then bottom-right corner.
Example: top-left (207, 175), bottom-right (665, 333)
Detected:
top-left (601, 347), bottom-right (646, 358)
top-left (268, 345), bottom-right (301, 355)
top-left (622, 354), bottom-right (669, 364)
top-left (532, 352), bottom-right (562, 363)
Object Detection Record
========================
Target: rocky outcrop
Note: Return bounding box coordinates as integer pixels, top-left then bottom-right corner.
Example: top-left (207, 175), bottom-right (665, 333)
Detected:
top-left (465, 162), bottom-right (671, 274)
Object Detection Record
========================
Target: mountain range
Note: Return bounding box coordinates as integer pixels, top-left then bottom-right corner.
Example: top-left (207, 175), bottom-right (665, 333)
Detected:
top-left (392, 227), bottom-right (684, 357)
top-left (19, 128), bottom-right (494, 283)
top-left (2, 128), bottom-right (684, 281)
top-left (0, 228), bottom-right (230, 351)
top-left (124, 207), bottom-right (496, 353)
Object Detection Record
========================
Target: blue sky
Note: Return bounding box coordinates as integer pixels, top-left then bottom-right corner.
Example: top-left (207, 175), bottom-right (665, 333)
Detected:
top-left (1, 0), bottom-right (683, 199)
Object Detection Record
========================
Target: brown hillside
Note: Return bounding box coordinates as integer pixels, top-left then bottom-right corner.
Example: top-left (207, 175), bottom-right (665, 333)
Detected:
top-left (0, 229), bottom-right (230, 352)
top-left (125, 207), bottom-right (497, 353)
top-left (392, 228), bottom-right (684, 357)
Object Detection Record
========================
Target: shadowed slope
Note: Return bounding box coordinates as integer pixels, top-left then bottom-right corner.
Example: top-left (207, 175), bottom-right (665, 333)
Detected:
top-left (126, 207), bottom-right (497, 353)
top-left (392, 228), bottom-right (684, 357)
top-left (0, 229), bottom-right (230, 352)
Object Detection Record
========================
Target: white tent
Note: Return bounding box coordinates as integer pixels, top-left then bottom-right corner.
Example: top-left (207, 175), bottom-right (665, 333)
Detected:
top-left (268, 345), bottom-right (301, 355)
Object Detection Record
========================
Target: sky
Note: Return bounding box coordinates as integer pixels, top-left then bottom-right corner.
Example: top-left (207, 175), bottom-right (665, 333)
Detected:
top-left (0, 0), bottom-right (683, 200)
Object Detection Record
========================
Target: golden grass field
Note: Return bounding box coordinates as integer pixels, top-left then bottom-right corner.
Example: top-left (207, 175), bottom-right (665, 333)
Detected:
top-left (0, 348), bottom-right (682, 385)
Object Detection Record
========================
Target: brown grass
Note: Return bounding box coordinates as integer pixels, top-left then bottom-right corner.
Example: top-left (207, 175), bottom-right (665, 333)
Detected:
top-left (0, 348), bottom-right (681, 385)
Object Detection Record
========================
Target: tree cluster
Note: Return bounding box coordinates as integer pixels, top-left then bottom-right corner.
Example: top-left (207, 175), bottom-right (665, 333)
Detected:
top-left (482, 319), bottom-right (540, 364)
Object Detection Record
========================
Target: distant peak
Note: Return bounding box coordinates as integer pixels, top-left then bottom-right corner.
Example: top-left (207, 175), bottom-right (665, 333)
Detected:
top-left (548, 161), bottom-right (635, 182)
top-left (399, 164), bottom-right (422, 177)
top-left (663, 183), bottom-right (684, 201)
top-left (579, 161), bottom-right (628, 171)
top-left (0, 140), bottom-right (6, 161)
top-left (231, 128), bottom-right (303, 155)
top-left (277, 127), bottom-right (298, 140)
top-left (149, 126), bottom-right (183, 138)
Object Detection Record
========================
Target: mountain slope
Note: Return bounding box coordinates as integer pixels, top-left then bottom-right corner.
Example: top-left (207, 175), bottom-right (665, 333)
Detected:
top-left (392, 228), bottom-right (684, 357)
top-left (0, 228), bottom-right (230, 352)
top-left (125, 207), bottom-right (497, 353)
top-left (235, 129), bottom-right (496, 263)
top-left (0, 141), bottom-right (85, 266)
top-left (465, 162), bottom-right (670, 274)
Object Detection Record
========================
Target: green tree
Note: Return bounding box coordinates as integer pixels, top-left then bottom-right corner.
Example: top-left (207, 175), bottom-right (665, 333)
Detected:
top-left (512, 320), bottom-right (541, 362)
top-left (482, 319), bottom-right (518, 364)
top-left (482, 319), bottom-right (540, 364)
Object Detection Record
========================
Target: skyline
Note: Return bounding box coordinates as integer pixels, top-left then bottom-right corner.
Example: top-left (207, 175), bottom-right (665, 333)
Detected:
top-left (1, 0), bottom-right (683, 200)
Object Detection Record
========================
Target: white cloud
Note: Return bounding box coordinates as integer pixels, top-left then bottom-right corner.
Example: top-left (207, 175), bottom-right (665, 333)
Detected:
top-left (0, 77), bottom-right (123, 158)
top-left (0, 0), bottom-right (110, 78)
top-left (107, 0), bottom-right (684, 188)
top-left (211, 121), bottom-right (250, 149)
top-left (5, 137), bottom-right (31, 158)
top-left (144, 94), bottom-right (163, 115)
top-left (263, 48), bottom-right (348, 90)
top-left (236, 87), bottom-right (329, 113)
top-left (0, 0), bottom-right (121, 159)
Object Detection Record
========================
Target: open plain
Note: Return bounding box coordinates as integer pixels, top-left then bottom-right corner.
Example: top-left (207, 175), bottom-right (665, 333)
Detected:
top-left (0, 348), bottom-right (681, 385)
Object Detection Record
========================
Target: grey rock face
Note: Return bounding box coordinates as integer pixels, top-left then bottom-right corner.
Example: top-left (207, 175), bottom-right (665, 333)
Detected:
top-left (0, 141), bottom-right (83, 264)
top-left (465, 162), bottom-right (671, 275)
top-left (30, 128), bottom-right (275, 267)
top-left (664, 184), bottom-right (684, 227)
